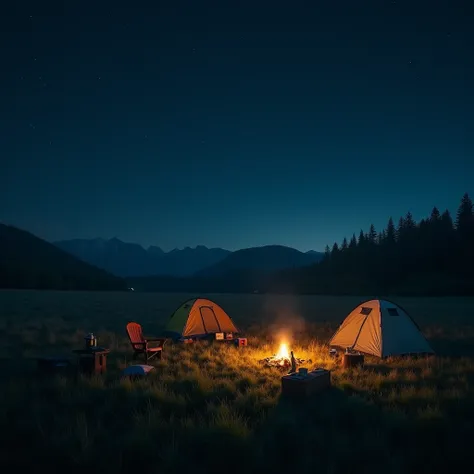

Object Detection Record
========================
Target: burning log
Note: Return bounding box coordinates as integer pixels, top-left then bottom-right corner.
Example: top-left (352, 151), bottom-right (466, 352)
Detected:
top-left (260, 342), bottom-right (312, 370)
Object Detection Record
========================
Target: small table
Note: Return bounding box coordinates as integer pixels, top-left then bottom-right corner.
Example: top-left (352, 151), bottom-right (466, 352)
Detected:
top-left (73, 347), bottom-right (110, 375)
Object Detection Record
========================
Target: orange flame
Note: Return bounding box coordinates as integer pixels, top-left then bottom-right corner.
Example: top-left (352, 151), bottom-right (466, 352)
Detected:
top-left (276, 342), bottom-right (290, 359)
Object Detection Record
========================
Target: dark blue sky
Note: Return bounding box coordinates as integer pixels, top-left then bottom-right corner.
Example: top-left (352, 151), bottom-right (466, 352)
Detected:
top-left (1, 1), bottom-right (472, 251)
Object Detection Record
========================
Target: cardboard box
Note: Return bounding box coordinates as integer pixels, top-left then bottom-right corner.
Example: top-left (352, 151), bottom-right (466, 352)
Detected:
top-left (215, 333), bottom-right (224, 340)
top-left (281, 369), bottom-right (331, 397)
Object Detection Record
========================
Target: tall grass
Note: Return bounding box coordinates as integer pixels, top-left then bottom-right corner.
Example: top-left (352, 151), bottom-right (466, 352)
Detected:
top-left (1, 290), bottom-right (474, 473)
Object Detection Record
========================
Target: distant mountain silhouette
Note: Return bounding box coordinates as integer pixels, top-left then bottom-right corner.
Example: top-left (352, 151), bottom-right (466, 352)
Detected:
top-left (159, 245), bottom-right (231, 276)
top-left (54, 238), bottom-right (231, 277)
top-left (195, 245), bottom-right (324, 277)
top-left (54, 239), bottom-right (323, 278)
top-left (0, 224), bottom-right (126, 290)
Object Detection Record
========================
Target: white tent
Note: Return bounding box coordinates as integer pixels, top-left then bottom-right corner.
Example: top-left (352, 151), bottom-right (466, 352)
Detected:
top-left (329, 299), bottom-right (434, 358)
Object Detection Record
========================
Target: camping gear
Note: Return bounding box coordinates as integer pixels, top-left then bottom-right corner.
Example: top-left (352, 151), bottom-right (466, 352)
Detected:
top-left (121, 364), bottom-right (154, 378)
top-left (126, 322), bottom-right (166, 362)
top-left (235, 338), bottom-right (248, 347)
top-left (84, 333), bottom-right (97, 349)
top-left (329, 299), bottom-right (434, 358)
top-left (329, 348), bottom-right (337, 358)
top-left (73, 347), bottom-right (110, 375)
top-left (342, 352), bottom-right (364, 369)
top-left (289, 351), bottom-right (297, 374)
top-left (164, 298), bottom-right (239, 340)
top-left (281, 369), bottom-right (331, 398)
top-left (215, 332), bottom-right (224, 340)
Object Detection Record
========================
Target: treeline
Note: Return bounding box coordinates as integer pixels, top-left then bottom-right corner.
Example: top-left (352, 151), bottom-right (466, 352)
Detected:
top-left (283, 193), bottom-right (474, 295)
top-left (131, 193), bottom-right (474, 296)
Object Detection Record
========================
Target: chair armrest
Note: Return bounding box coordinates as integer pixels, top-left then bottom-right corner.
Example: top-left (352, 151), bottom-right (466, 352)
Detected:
top-left (145, 338), bottom-right (167, 347)
top-left (132, 342), bottom-right (147, 349)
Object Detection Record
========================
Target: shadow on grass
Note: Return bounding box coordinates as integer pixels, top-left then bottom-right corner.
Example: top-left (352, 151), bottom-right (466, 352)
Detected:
top-left (251, 386), bottom-right (403, 473)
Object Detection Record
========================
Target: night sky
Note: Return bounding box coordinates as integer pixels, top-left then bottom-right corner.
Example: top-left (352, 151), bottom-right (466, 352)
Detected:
top-left (1, 1), bottom-right (472, 252)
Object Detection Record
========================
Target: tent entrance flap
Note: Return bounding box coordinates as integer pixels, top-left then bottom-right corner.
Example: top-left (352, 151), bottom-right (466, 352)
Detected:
top-left (351, 314), bottom-right (370, 350)
top-left (200, 306), bottom-right (221, 333)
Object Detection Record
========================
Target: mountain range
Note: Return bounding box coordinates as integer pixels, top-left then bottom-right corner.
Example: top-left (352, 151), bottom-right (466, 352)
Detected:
top-left (54, 238), bottom-right (324, 277)
top-left (0, 224), bottom-right (125, 290)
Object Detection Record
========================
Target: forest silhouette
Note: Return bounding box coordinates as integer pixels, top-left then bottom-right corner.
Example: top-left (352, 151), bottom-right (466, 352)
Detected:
top-left (132, 193), bottom-right (474, 296)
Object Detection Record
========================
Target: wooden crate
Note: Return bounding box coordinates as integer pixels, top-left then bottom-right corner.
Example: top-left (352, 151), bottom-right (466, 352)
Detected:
top-left (342, 353), bottom-right (364, 369)
top-left (281, 369), bottom-right (331, 397)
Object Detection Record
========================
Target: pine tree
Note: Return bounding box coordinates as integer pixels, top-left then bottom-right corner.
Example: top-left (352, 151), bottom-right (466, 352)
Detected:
top-left (331, 242), bottom-right (339, 255)
top-left (377, 230), bottom-right (386, 246)
top-left (386, 217), bottom-right (396, 245)
top-left (349, 234), bottom-right (357, 249)
top-left (430, 207), bottom-right (441, 222)
top-left (455, 193), bottom-right (474, 238)
top-left (441, 209), bottom-right (454, 229)
top-left (324, 245), bottom-right (331, 260)
top-left (397, 216), bottom-right (405, 241)
top-left (455, 193), bottom-right (474, 277)
top-left (405, 211), bottom-right (416, 229)
top-left (341, 237), bottom-right (348, 251)
top-left (368, 224), bottom-right (377, 244)
top-left (358, 230), bottom-right (365, 246)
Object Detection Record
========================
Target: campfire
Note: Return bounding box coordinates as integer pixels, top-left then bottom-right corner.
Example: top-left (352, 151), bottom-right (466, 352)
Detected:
top-left (260, 341), bottom-right (312, 370)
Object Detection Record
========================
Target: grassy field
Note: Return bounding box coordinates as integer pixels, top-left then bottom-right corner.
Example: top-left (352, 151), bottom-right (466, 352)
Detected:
top-left (1, 290), bottom-right (474, 473)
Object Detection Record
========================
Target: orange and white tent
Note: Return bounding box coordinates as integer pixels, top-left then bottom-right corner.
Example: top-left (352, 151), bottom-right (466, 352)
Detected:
top-left (164, 298), bottom-right (239, 339)
top-left (329, 299), bottom-right (434, 358)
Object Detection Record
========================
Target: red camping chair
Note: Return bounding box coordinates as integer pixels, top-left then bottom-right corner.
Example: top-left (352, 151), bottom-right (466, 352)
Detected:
top-left (126, 322), bottom-right (167, 362)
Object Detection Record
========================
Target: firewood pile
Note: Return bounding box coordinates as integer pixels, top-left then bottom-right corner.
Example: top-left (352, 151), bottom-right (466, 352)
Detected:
top-left (259, 355), bottom-right (312, 370)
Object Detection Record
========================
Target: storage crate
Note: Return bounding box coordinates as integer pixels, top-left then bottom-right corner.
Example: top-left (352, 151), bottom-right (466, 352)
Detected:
top-left (281, 369), bottom-right (331, 398)
top-left (342, 353), bottom-right (364, 369)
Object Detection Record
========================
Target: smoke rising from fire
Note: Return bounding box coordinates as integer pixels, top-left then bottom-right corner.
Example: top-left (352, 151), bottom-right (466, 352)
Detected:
top-left (262, 294), bottom-right (307, 345)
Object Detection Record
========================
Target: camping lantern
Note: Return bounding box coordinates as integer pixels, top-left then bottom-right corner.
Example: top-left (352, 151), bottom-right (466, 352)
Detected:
top-left (84, 333), bottom-right (97, 349)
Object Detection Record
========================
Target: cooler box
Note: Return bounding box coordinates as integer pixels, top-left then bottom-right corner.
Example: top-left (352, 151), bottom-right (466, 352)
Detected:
top-left (235, 338), bottom-right (248, 347)
top-left (281, 369), bottom-right (331, 397)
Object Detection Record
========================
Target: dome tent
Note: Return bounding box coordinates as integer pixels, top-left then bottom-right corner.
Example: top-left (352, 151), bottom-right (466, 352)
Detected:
top-left (329, 299), bottom-right (434, 358)
top-left (164, 298), bottom-right (239, 340)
